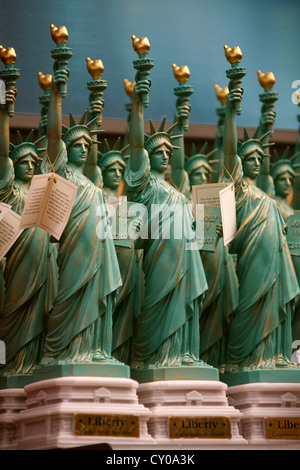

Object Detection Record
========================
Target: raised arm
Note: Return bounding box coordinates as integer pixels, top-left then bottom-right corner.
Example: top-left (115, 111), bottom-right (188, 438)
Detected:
top-left (223, 81), bottom-right (242, 175)
top-left (47, 66), bottom-right (69, 163)
top-left (0, 89), bottom-right (16, 180)
top-left (171, 102), bottom-right (190, 189)
top-left (84, 98), bottom-right (104, 184)
top-left (128, 79), bottom-right (150, 173)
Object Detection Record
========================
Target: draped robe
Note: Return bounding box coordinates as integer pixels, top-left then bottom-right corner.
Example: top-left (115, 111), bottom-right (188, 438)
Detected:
top-left (124, 155), bottom-right (208, 368)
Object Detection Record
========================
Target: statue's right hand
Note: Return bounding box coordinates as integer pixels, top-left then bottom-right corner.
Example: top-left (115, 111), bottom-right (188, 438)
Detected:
top-left (5, 89), bottom-right (17, 104)
top-left (133, 78), bottom-right (151, 99)
top-left (227, 85), bottom-right (243, 110)
top-left (52, 67), bottom-right (69, 88)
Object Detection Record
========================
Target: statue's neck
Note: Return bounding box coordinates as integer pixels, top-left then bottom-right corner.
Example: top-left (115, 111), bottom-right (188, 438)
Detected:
top-left (152, 169), bottom-right (166, 181)
top-left (246, 175), bottom-right (257, 186)
top-left (15, 178), bottom-right (31, 191)
top-left (69, 162), bottom-right (84, 174)
top-left (103, 186), bottom-right (118, 200)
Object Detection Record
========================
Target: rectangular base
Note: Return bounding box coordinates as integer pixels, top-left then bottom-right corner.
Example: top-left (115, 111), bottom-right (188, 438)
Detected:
top-left (220, 368), bottom-right (300, 387)
top-left (130, 366), bottom-right (219, 384)
top-left (0, 374), bottom-right (34, 389)
top-left (31, 362), bottom-right (130, 383)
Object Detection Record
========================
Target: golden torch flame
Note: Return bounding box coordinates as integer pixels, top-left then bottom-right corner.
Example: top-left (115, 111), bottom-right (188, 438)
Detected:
top-left (124, 79), bottom-right (136, 97)
top-left (257, 70), bottom-right (276, 91)
top-left (224, 45), bottom-right (243, 64)
top-left (131, 35), bottom-right (151, 54)
top-left (0, 46), bottom-right (17, 65)
top-left (38, 72), bottom-right (52, 91)
top-left (50, 24), bottom-right (69, 44)
top-left (86, 57), bottom-right (104, 79)
top-left (172, 64), bottom-right (190, 83)
top-left (215, 84), bottom-right (229, 105)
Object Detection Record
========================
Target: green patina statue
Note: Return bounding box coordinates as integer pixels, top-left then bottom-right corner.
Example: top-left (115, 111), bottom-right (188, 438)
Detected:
top-left (0, 75), bottom-right (56, 378)
top-left (124, 37), bottom-right (210, 376)
top-left (97, 139), bottom-right (144, 365)
top-left (170, 66), bottom-right (239, 371)
top-left (270, 149), bottom-right (300, 345)
top-left (39, 26), bottom-right (122, 366)
top-left (221, 45), bottom-right (299, 373)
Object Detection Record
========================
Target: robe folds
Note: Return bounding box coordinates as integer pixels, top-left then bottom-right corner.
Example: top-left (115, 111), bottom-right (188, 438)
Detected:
top-left (124, 155), bottom-right (208, 367)
top-left (41, 143), bottom-right (121, 362)
top-left (220, 157), bottom-right (299, 366)
top-left (0, 159), bottom-right (57, 373)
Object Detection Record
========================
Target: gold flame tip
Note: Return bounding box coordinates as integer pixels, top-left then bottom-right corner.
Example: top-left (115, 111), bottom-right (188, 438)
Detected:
top-left (38, 72), bottom-right (52, 90)
top-left (124, 78), bottom-right (136, 97)
top-left (131, 35), bottom-right (150, 54)
top-left (86, 57), bottom-right (104, 79)
top-left (172, 63), bottom-right (190, 83)
top-left (224, 45), bottom-right (242, 64)
top-left (0, 46), bottom-right (17, 65)
top-left (50, 24), bottom-right (69, 44)
top-left (214, 84), bottom-right (229, 105)
top-left (257, 70), bottom-right (276, 90)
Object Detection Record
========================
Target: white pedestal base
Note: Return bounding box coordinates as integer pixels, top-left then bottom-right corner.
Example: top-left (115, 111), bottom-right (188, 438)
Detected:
top-left (227, 382), bottom-right (300, 446)
top-left (137, 380), bottom-right (248, 448)
top-left (15, 376), bottom-right (155, 450)
top-left (0, 388), bottom-right (27, 450)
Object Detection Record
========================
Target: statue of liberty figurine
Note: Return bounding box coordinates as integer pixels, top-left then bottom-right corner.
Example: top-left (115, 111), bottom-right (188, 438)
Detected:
top-left (0, 86), bottom-right (56, 379)
top-left (124, 37), bottom-right (213, 381)
top-left (39, 26), bottom-right (122, 369)
top-left (97, 139), bottom-right (144, 366)
top-left (169, 65), bottom-right (239, 371)
top-left (221, 45), bottom-right (299, 374)
top-left (270, 148), bottom-right (300, 349)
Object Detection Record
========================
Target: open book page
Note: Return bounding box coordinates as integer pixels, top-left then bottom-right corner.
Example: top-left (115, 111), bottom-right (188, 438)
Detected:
top-left (0, 203), bottom-right (12, 223)
top-left (219, 183), bottom-right (237, 245)
top-left (20, 174), bottom-right (50, 227)
top-left (106, 196), bottom-right (140, 247)
top-left (20, 173), bottom-right (78, 240)
top-left (192, 182), bottom-right (234, 250)
top-left (0, 209), bottom-right (23, 261)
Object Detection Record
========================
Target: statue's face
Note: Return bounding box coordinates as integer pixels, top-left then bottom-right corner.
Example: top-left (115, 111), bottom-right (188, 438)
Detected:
top-left (103, 162), bottom-right (124, 189)
top-left (274, 171), bottom-right (294, 198)
top-left (189, 166), bottom-right (209, 186)
top-left (68, 137), bottom-right (90, 166)
top-left (150, 144), bottom-right (170, 173)
top-left (243, 151), bottom-right (262, 179)
top-left (15, 154), bottom-right (36, 182)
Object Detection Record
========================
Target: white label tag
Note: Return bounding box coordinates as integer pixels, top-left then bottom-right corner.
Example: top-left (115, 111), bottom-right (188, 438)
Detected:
top-left (20, 173), bottom-right (78, 240)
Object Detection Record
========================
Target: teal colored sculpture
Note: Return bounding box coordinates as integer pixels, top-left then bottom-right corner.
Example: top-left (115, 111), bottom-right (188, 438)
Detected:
top-left (39, 26), bottom-right (122, 366)
top-left (37, 72), bottom-right (52, 139)
top-left (255, 70), bottom-right (278, 197)
top-left (270, 149), bottom-right (300, 345)
top-left (170, 68), bottom-right (239, 370)
top-left (97, 139), bottom-right (144, 365)
top-left (123, 78), bottom-right (135, 147)
top-left (221, 45), bottom-right (299, 373)
top-left (211, 84), bottom-right (228, 183)
top-left (291, 94), bottom-right (300, 210)
top-left (124, 37), bottom-right (210, 377)
top-left (0, 70), bottom-right (56, 379)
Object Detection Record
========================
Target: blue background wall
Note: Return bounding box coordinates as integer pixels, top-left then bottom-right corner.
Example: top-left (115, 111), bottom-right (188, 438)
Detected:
top-left (1, 0), bottom-right (300, 130)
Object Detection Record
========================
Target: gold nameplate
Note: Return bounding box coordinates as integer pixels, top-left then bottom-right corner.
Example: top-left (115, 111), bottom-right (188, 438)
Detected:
top-left (169, 416), bottom-right (231, 439)
top-left (74, 413), bottom-right (140, 438)
top-left (265, 418), bottom-right (300, 440)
